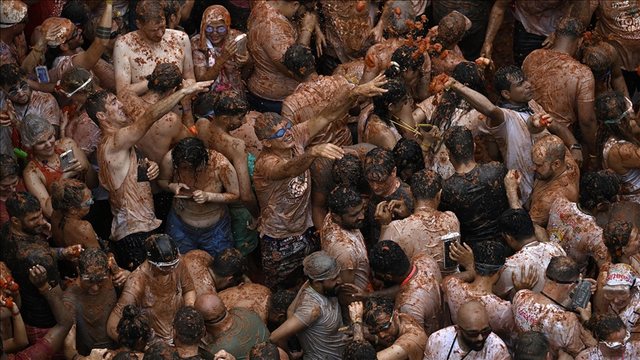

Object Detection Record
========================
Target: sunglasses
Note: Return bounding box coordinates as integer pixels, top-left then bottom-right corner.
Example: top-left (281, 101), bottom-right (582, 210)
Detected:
top-left (602, 330), bottom-right (630, 350)
top-left (205, 25), bottom-right (227, 34)
top-left (461, 326), bottom-right (492, 338)
top-left (58, 75), bottom-right (93, 98)
top-left (371, 311), bottom-right (394, 334)
top-left (80, 273), bottom-right (108, 284)
top-left (546, 276), bottom-right (580, 285)
top-left (268, 121), bottom-right (293, 140)
top-left (7, 81), bottom-right (29, 97)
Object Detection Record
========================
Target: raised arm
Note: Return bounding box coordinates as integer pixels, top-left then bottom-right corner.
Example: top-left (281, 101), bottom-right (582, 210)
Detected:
top-left (72, 0), bottom-right (113, 71)
top-left (261, 143), bottom-right (344, 181)
top-left (480, 0), bottom-right (510, 62)
top-left (446, 78), bottom-right (505, 127)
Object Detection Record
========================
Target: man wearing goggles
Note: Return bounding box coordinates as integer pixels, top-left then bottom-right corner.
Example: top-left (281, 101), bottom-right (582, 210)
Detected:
top-left (575, 314), bottom-right (639, 359)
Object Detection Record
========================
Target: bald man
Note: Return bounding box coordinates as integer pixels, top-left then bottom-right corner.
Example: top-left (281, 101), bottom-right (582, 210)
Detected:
top-left (423, 301), bottom-right (510, 360)
top-left (529, 135), bottom-right (579, 226)
top-left (195, 293), bottom-right (269, 360)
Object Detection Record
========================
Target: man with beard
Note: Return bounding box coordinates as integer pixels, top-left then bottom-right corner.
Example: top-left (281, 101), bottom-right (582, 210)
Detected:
top-left (424, 301), bottom-right (510, 360)
top-left (270, 251), bottom-right (347, 360)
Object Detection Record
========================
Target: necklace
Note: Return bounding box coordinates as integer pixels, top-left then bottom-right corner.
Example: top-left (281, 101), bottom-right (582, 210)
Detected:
top-left (540, 291), bottom-right (569, 311)
top-left (446, 334), bottom-right (472, 360)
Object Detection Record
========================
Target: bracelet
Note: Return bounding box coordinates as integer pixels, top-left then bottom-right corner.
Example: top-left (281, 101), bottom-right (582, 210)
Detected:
top-left (570, 144), bottom-right (582, 150)
top-left (188, 125), bottom-right (198, 135)
top-left (95, 26), bottom-right (112, 39)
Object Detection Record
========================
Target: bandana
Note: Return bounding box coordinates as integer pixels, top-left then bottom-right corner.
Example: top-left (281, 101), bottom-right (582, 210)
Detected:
top-left (303, 251), bottom-right (340, 281)
top-left (40, 17), bottom-right (75, 47)
top-left (605, 263), bottom-right (637, 288)
top-left (0, 0), bottom-right (27, 29)
top-left (499, 101), bottom-right (534, 115)
top-left (199, 5), bottom-right (231, 50)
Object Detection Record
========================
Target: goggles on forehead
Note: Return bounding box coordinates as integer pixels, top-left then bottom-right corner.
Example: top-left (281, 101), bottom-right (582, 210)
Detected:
top-left (57, 75), bottom-right (93, 98)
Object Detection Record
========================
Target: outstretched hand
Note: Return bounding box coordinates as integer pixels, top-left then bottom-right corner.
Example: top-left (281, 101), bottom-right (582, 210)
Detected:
top-left (353, 73), bottom-right (388, 98)
top-left (513, 265), bottom-right (539, 291)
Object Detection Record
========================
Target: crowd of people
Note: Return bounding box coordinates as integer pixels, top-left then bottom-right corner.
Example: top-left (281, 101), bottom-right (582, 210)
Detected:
top-left (0, 0), bottom-right (639, 359)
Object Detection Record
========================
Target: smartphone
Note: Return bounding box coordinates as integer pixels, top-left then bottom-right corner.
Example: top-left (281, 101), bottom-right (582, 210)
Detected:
top-left (442, 232), bottom-right (461, 269)
top-left (174, 187), bottom-right (194, 199)
top-left (59, 149), bottom-right (75, 170)
top-left (570, 280), bottom-right (591, 311)
top-left (234, 33), bottom-right (247, 57)
top-left (35, 66), bottom-right (50, 84)
top-left (137, 158), bottom-right (149, 182)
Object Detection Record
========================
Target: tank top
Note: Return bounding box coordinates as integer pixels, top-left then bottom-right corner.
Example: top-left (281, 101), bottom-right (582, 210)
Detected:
top-left (29, 147), bottom-right (64, 190)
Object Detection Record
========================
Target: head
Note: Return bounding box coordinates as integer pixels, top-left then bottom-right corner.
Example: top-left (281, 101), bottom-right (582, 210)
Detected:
top-left (145, 234), bottom-right (180, 273)
top-left (545, 256), bottom-right (580, 294)
top-left (162, 0), bottom-right (183, 29)
top-left (456, 301), bottom-right (492, 352)
top-left (173, 306), bottom-right (206, 346)
top-left (268, 289), bottom-right (296, 326)
top-left (331, 154), bottom-right (365, 189)
top-left (370, 240), bottom-right (410, 284)
top-left (117, 305), bottom-right (153, 351)
top-left (473, 241), bottom-right (506, 278)
top-left (514, 331), bottom-right (551, 360)
top-left (384, 1), bottom-right (415, 37)
top-left (303, 251), bottom-right (342, 297)
top-left (364, 297), bottom-right (399, 347)
top-left (212, 90), bottom-right (249, 131)
top-left (436, 10), bottom-right (471, 49)
top-left (604, 219), bottom-right (640, 262)
top-left (579, 171), bottom-right (621, 213)
top-left (581, 43), bottom-right (614, 81)
top-left (283, 44), bottom-right (316, 80)
top-left (494, 65), bottom-right (533, 104)
top-left (172, 137), bottom-right (209, 174)
top-left (249, 342), bottom-right (282, 360)
top-left (0, 154), bottom-right (20, 198)
top-left (41, 17), bottom-right (84, 52)
top-left (254, 112), bottom-right (295, 150)
top-left (0, 63), bottom-right (31, 105)
top-left (343, 340), bottom-right (377, 360)
top-left (498, 209), bottom-right (535, 249)
top-left (372, 78), bottom-right (410, 120)
top-left (444, 126), bottom-right (474, 165)
top-left (364, 148), bottom-right (397, 196)
top-left (59, 68), bottom-right (96, 105)
top-left (20, 114), bottom-right (56, 157)
top-left (22, 245), bottom-right (60, 286)
top-left (272, 0), bottom-right (302, 20)
top-left (588, 314), bottom-right (629, 351)
top-left (146, 63), bottom-right (182, 94)
top-left (86, 90), bottom-right (128, 129)
top-left (50, 178), bottom-right (93, 219)
top-left (393, 138), bottom-right (425, 182)
top-left (200, 5), bottom-right (231, 47)
top-left (77, 248), bottom-right (110, 296)
top-left (136, 0), bottom-right (167, 43)
top-left (210, 248), bottom-right (245, 290)
top-left (0, 0), bottom-right (28, 36)
top-left (410, 169), bottom-right (442, 203)
top-left (452, 61), bottom-right (486, 93)
top-left (431, 61), bottom-right (486, 129)
top-left (389, 45), bottom-right (424, 84)
top-left (143, 341), bottom-right (179, 360)
top-left (553, 17), bottom-right (584, 55)
top-left (531, 135), bottom-right (566, 181)
top-left (7, 192), bottom-right (47, 236)
top-left (601, 263), bottom-right (637, 312)
top-left (596, 91), bottom-right (639, 147)
top-left (194, 293), bottom-right (228, 331)
top-left (327, 186), bottom-right (365, 230)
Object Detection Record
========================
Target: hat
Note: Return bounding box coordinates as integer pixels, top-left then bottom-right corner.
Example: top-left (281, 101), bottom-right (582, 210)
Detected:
top-left (0, 0), bottom-right (27, 29)
top-left (199, 5), bottom-right (231, 50)
top-left (145, 234), bottom-right (179, 265)
top-left (303, 251), bottom-right (340, 281)
top-left (40, 17), bottom-right (75, 47)
top-left (605, 263), bottom-right (637, 288)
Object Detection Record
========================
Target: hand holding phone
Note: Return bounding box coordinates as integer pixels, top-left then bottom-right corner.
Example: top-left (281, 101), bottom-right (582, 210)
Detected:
top-left (442, 232), bottom-right (461, 269)
top-left (59, 149), bottom-right (75, 170)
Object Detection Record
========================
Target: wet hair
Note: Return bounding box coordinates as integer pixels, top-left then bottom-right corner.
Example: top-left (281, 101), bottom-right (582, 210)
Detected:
top-left (497, 209), bottom-right (535, 242)
top-left (19, 114), bottom-right (55, 149)
top-left (117, 305), bottom-right (152, 349)
top-left (136, 0), bottom-right (166, 24)
top-left (588, 314), bottom-right (626, 341)
top-left (393, 138), bottom-right (425, 181)
top-left (60, 67), bottom-right (95, 97)
top-left (85, 90), bottom-right (110, 125)
top-left (535, 135), bottom-right (566, 162)
top-left (78, 248), bottom-right (109, 276)
top-left (213, 90), bottom-right (249, 117)
top-left (431, 62), bottom-right (486, 130)
top-left (171, 137), bottom-right (209, 173)
top-left (581, 43), bottom-right (614, 77)
top-left (494, 65), bottom-right (525, 95)
top-left (595, 91), bottom-right (640, 160)
top-left (363, 296), bottom-right (395, 328)
top-left (444, 125), bottom-right (474, 164)
top-left (211, 248), bottom-right (245, 283)
top-left (514, 331), bottom-right (550, 360)
top-left (0, 154), bottom-right (19, 180)
top-left (364, 148), bottom-right (396, 181)
top-left (173, 306), bottom-right (206, 345)
top-left (545, 256), bottom-right (580, 283)
top-left (604, 219), bottom-right (633, 258)
top-left (163, 0), bottom-right (183, 25)
top-left (372, 78), bottom-right (408, 120)
top-left (435, 11), bottom-right (468, 49)
top-left (283, 44), bottom-right (316, 78)
top-left (0, 63), bottom-right (24, 88)
top-left (388, 45), bottom-right (424, 75)
top-left (50, 178), bottom-right (89, 229)
top-left (254, 112), bottom-right (284, 141)
top-left (146, 63), bottom-right (182, 93)
top-left (6, 192), bottom-right (41, 219)
top-left (343, 340), bottom-right (377, 360)
top-left (327, 186), bottom-right (362, 215)
top-left (473, 240), bottom-right (506, 276)
top-left (332, 154), bottom-right (364, 188)
top-left (249, 342), bottom-right (280, 360)
top-left (370, 240), bottom-right (410, 277)
top-left (145, 234), bottom-right (179, 263)
top-left (555, 17), bottom-right (584, 38)
top-left (193, 91), bottom-right (216, 118)
top-left (23, 245), bottom-right (60, 286)
top-left (144, 341), bottom-right (179, 360)
top-left (112, 352), bottom-right (140, 360)
top-left (410, 169), bottom-right (441, 201)
top-left (579, 171), bottom-right (621, 210)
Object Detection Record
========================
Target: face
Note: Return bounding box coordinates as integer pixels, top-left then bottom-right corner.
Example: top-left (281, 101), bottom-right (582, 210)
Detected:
top-left (0, 175), bottom-right (19, 197)
top-left (31, 130), bottom-right (56, 157)
top-left (601, 328), bottom-right (629, 351)
top-left (3, 79), bottom-right (31, 105)
top-left (266, 120), bottom-right (295, 150)
top-left (205, 19), bottom-right (228, 46)
top-left (504, 75), bottom-right (533, 103)
top-left (139, 18), bottom-right (166, 43)
top-left (103, 94), bottom-right (128, 125)
top-left (367, 171), bottom-right (396, 196)
top-left (321, 274), bottom-right (341, 297)
top-left (603, 287), bottom-right (632, 311)
top-left (76, 188), bottom-right (93, 217)
top-left (79, 264), bottom-right (110, 296)
top-left (65, 25), bottom-right (84, 49)
top-left (370, 312), bottom-right (399, 347)
top-left (457, 323), bottom-right (492, 351)
top-left (337, 201), bottom-right (365, 230)
top-left (532, 147), bottom-right (554, 181)
top-left (18, 210), bottom-right (48, 235)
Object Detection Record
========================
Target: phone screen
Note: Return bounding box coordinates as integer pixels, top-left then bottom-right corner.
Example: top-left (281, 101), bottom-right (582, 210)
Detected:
top-left (59, 150), bottom-right (74, 170)
top-left (442, 232), bottom-right (461, 269)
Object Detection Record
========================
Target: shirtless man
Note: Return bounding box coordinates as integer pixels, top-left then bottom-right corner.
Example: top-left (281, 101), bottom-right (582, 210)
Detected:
top-left (113, 0), bottom-right (195, 96)
top-left (159, 136), bottom-right (239, 258)
top-left (85, 80), bottom-right (212, 270)
top-left (529, 135), bottom-right (580, 227)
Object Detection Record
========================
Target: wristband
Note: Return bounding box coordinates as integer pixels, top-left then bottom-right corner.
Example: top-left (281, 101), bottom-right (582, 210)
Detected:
top-left (570, 144), bottom-right (582, 150)
top-left (95, 26), bottom-right (112, 39)
top-left (188, 125), bottom-right (198, 135)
